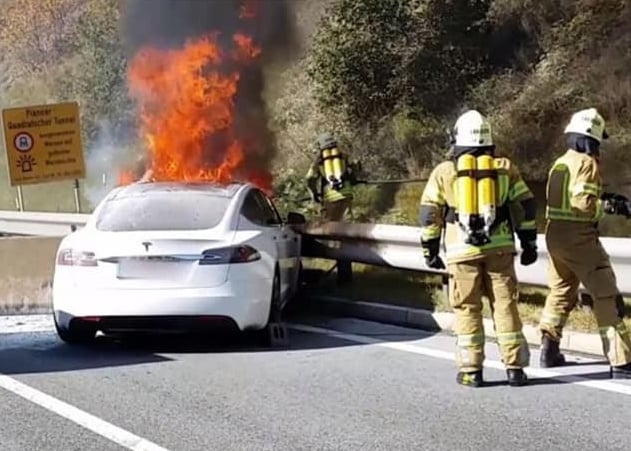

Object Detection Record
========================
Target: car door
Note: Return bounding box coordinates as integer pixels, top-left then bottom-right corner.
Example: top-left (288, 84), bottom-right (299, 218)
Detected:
top-left (263, 194), bottom-right (300, 289)
top-left (240, 190), bottom-right (291, 298)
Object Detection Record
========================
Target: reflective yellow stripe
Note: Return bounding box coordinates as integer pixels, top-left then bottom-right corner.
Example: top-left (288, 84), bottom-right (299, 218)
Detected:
top-left (456, 333), bottom-right (485, 347)
top-left (322, 184), bottom-right (353, 202)
top-left (509, 180), bottom-right (530, 201)
top-left (496, 331), bottom-right (527, 346)
top-left (540, 311), bottom-right (566, 328)
top-left (498, 174), bottom-right (509, 203)
top-left (546, 206), bottom-right (602, 222)
top-left (519, 220), bottom-right (536, 230)
top-left (421, 225), bottom-right (442, 241)
top-left (573, 182), bottom-right (600, 197)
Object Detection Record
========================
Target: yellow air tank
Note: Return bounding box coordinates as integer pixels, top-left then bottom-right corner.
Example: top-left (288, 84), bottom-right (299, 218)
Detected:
top-left (322, 148), bottom-right (334, 181)
top-left (476, 154), bottom-right (496, 239)
top-left (330, 147), bottom-right (345, 181)
top-left (455, 154), bottom-right (477, 241)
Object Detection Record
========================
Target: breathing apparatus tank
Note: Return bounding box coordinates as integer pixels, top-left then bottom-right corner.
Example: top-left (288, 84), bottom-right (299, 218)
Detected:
top-left (455, 153), bottom-right (497, 246)
top-left (317, 133), bottom-right (346, 190)
top-left (476, 154), bottom-right (497, 239)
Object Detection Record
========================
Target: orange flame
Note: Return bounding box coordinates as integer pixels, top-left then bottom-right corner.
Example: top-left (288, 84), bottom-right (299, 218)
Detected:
top-left (124, 7), bottom-right (271, 194)
top-left (117, 170), bottom-right (136, 186)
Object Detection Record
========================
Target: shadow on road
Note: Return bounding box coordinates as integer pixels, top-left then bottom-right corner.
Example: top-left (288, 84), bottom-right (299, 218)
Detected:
top-left (0, 307), bottom-right (437, 376)
top-left (0, 330), bottom-right (173, 376)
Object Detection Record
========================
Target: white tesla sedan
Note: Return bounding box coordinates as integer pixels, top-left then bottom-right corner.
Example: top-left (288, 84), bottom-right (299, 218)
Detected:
top-left (52, 181), bottom-right (305, 345)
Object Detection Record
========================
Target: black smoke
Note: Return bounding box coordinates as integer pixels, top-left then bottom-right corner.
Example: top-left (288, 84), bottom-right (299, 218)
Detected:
top-left (120, 0), bottom-right (298, 182)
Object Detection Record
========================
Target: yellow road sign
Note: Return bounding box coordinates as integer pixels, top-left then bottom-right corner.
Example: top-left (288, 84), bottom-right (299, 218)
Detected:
top-left (1, 101), bottom-right (86, 186)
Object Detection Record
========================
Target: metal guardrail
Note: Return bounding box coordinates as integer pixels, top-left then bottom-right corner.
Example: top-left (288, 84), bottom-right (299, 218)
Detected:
top-left (1, 210), bottom-right (631, 295)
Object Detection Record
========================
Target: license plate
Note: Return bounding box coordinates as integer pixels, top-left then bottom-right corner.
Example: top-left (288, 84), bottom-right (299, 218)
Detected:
top-left (117, 258), bottom-right (186, 280)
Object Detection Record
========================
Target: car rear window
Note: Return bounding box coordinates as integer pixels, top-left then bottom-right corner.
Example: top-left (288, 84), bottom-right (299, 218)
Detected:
top-left (95, 191), bottom-right (231, 231)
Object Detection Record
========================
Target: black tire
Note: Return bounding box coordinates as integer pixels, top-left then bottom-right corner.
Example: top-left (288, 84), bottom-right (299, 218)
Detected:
top-left (54, 315), bottom-right (97, 345)
top-left (255, 268), bottom-right (284, 347)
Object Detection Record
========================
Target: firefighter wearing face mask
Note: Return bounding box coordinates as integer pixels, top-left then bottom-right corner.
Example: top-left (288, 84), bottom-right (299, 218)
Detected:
top-left (419, 110), bottom-right (537, 387)
top-left (539, 108), bottom-right (631, 378)
top-left (306, 132), bottom-right (360, 282)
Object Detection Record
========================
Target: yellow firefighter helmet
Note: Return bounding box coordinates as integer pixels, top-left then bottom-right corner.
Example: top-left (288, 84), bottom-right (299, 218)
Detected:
top-left (564, 107), bottom-right (609, 142)
top-left (453, 110), bottom-right (493, 148)
top-left (452, 110), bottom-right (497, 246)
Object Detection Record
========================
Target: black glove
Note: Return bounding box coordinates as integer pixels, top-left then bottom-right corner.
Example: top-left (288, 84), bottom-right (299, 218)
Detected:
top-left (421, 238), bottom-right (445, 269)
top-left (517, 229), bottom-right (537, 266)
top-left (603, 196), bottom-right (631, 217)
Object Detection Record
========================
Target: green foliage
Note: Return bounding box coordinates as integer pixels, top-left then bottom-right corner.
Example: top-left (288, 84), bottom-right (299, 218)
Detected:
top-left (2, 0), bottom-right (631, 241)
top-left (307, 0), bottom-right (492, 124)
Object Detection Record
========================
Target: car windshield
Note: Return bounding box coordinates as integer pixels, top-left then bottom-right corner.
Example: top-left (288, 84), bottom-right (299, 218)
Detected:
top-left (95, 190), bottom-right (231, 232)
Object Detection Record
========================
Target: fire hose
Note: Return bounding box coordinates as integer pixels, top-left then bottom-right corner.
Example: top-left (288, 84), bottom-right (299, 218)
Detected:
top-left (295, 177), bottom-right (428, 203)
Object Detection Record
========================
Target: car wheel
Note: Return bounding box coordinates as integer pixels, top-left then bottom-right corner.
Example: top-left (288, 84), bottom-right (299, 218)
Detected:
top-left (255, 268), bottom-right (288, 347)
top-left (54, 315), bottom-right (97, 345)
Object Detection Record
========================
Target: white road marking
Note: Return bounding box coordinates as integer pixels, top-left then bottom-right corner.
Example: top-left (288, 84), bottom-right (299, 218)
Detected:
top-left (0, 374), bottom-right (171, 451)
top-left (289, 323), bottom-right (631, 396)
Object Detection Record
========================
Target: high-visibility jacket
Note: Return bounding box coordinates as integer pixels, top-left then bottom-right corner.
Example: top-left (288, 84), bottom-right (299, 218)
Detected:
top-left (419, 156), bottom-right (537, 264)
top-left (305, 156), bottom-right (356, 203)
top-left (545, 149), bottom-right (604, 226)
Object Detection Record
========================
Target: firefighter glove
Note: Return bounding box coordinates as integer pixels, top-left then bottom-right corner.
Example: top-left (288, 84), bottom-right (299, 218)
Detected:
top-left (421, 238), bottom-right (445, 269)
top-left (603, 197), bottom-right (631, 217)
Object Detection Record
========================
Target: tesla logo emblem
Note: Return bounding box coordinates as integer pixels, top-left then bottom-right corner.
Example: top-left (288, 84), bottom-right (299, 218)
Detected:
top-left (142, 242), bottom-right (152, 252)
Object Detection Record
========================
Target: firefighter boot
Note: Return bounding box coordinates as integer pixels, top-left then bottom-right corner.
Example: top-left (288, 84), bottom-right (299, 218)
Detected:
top-left (506, 369), bottom-right (528, 387)
top-left (539, 334), bottom-right (566, 368)
top-left (456, 370), bottom-right (483, 387)
top-left (611, 363), bottom-right (631, 379)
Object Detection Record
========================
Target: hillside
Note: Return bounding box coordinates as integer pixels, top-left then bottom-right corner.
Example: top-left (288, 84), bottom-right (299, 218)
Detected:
top-left (0, 0), bottom-right (630, 235)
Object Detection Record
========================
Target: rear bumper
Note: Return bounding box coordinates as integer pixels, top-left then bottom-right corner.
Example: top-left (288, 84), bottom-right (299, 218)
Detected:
top-left (52, 280), bottom-right (272, 331)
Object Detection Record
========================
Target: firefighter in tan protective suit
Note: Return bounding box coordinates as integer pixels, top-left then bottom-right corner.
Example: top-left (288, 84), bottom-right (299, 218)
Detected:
top-left (538, 108), bottom-right (631, 378)
top-left (306, 132), bottom-right (361, 283)
top-left (420, 110), bottom-right (537, 387)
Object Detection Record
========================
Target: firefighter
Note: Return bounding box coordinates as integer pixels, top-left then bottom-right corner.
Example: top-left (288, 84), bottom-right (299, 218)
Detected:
top-left (419, 110), bottom-right (537, 387)
top-left (305, 132), bottom-right (360, 283)
top-left (538, 107), bottom-right (631, 378)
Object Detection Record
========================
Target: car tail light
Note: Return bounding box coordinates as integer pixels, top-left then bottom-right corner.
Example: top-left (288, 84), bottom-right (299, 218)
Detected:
top-left (199, 245), bottom-right (261, 265)
top-left (57, 249), bottom-right (98, 267)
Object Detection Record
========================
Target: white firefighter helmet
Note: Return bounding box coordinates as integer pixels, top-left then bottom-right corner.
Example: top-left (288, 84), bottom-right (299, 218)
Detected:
top-left (564, 107), bottom-right (609, 142)
top-left (453, 110), bottom-right (493, 147)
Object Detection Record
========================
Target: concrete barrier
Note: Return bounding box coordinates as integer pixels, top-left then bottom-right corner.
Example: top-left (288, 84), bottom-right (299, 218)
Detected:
top-left (0, 236), bottom-right (60, 313)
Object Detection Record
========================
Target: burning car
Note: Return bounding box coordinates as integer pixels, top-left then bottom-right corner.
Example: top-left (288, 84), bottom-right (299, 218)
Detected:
top-left (51, 180), bottom-right (305, 345)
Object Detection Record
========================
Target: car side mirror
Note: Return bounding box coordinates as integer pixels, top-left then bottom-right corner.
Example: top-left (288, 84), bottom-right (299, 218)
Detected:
top-left (287, 212), bottom-right (306, 225)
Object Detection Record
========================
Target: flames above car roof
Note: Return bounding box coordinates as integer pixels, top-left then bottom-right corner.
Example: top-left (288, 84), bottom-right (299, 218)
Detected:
top-left (113, 181), bottom-right (247, 199)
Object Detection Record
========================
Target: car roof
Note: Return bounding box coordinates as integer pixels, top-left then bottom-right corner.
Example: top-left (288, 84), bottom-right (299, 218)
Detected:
top-left (108, 181), bottom-right (249, 200)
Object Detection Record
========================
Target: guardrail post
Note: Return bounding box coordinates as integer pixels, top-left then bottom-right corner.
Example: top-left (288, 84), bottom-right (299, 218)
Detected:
top-left (337, 259), bottom-right (353, 285)
top-left (441, 273), bottom-right (449, 301)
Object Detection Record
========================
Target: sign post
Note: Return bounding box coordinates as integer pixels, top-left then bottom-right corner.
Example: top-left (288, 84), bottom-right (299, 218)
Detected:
top-left (1, 101), bottom-right (86, 211)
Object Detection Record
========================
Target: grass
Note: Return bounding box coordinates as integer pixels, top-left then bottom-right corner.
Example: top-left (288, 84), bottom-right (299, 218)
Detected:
top-left (301, 258), bottom-right (631, 334)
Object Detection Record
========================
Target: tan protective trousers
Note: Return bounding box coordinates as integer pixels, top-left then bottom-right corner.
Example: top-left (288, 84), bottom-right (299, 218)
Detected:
top-left (540, 222), bottom-right (631, 366)
top-left (448, 251), bottom-right (530, 372)
top-left (322, 197), bottom-right (353, 281)
top-left (321, 198), bottom-right (352, 221)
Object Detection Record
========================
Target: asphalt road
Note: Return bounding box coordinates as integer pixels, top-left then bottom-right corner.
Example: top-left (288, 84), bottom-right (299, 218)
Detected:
top-left (1, 313), bottom-right (631, 451)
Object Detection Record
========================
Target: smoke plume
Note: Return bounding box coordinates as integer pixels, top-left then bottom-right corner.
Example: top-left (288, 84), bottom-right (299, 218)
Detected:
top-left (120, 0), bottom-right (298, 184)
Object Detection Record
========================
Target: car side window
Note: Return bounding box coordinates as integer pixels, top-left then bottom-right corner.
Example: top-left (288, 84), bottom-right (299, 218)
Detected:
top-left (261, 194), bottom-right (283, 225)
top-left (241, 190), bottom-right (280, 227)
